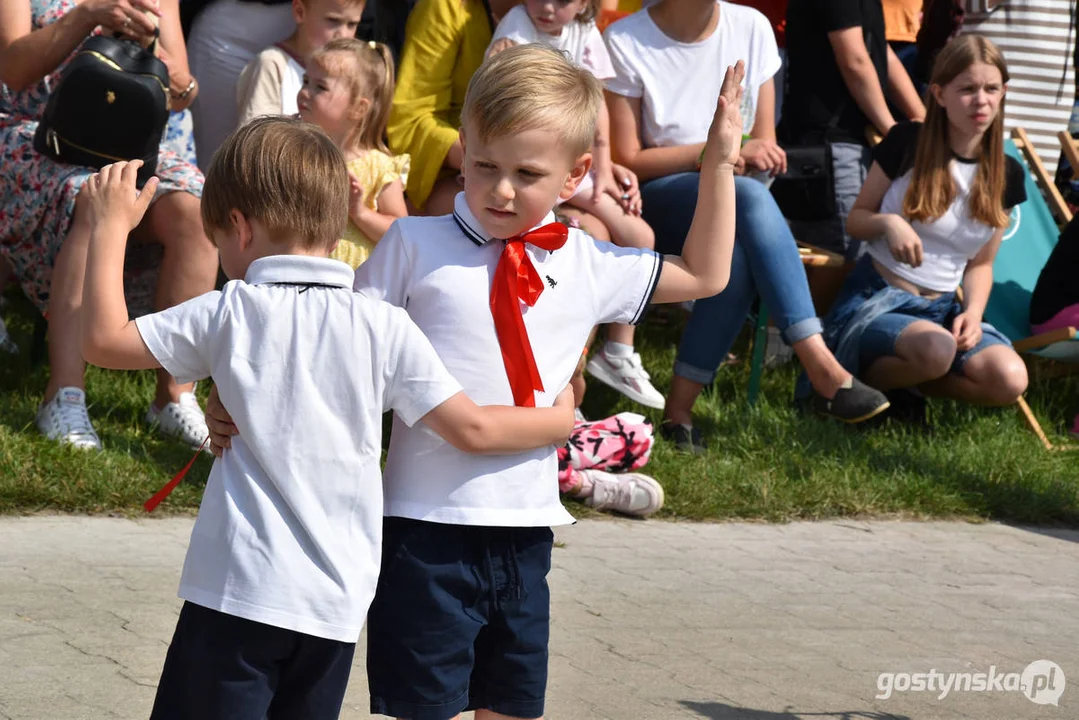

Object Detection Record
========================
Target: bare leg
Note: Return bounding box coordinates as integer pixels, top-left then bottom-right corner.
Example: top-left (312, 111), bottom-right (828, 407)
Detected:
top-left (556, 206), bottom-right (610, 241)
top-left (475, 710), bottom-right (542, 720)
top-left (43, 190), bottom-right (94, 402)
top-left (862, 321), bottom-right (957, 391)
top-left (563, 192), bottom-right (654, 250)
top-left (792, 334), bottom-right (857, 398)
top-left (920, 344), bottom-right (1028, 406)
top-left (135, 192), bottom-right (219, 409)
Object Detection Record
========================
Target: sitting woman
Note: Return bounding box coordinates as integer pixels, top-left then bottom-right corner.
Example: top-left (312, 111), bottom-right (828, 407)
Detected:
top-left (605, 0), bottom-right (889, 451)
top-left (830, 34), bottom-right (1028, 410)
top-left (0, 0), bottom-right (220, 450)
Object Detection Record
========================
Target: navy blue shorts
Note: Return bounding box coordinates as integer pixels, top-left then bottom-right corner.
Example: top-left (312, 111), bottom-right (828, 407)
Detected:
top-left (149, 601), bottom-right (355, 720)
top-left (366, 518), bottom-right (554, 720)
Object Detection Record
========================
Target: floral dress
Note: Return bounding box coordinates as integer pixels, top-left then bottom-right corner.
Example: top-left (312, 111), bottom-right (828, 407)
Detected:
top-left (0, 0), bottom-right (204, 314)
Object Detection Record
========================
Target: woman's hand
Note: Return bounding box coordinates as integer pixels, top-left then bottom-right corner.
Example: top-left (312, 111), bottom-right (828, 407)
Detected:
top-left (884, 216), bottom-right (924, 267)
top-left (951, 311), bottom-right (983, 352)
top-left (740, 138), bottom-right (787, 176)
top-left (82, 0), bottom-right (160, 41)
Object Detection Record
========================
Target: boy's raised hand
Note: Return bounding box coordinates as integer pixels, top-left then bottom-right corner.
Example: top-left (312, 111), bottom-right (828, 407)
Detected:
top-left (703, 61), bottom-right (746, 170)
top-left (85, 161), bottom-right (158, 234)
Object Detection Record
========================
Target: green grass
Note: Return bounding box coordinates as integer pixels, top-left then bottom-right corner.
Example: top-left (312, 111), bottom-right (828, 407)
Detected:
top-left (2, 292), bottom-right (1078, 523)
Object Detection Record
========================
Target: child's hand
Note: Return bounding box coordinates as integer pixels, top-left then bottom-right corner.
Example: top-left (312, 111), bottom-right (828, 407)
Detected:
top-left (553, 384), bottom-right (577, 441)
top-left (348, 171), bottom-right (367, 221)
top-left (702, 61), bottom-right (746, 171)
top-left (487, 37), bottom-right (516, 58)
top-left (884, 216), bottom-right (924, 267)
top-left (951, 311), bottom-right (983, 352)
top-left (85, 161), bottom-right (158, 234)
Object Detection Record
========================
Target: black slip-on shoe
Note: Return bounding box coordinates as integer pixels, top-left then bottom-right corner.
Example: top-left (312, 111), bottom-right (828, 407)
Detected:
top-left (813, 378), bottom-right (891, 424)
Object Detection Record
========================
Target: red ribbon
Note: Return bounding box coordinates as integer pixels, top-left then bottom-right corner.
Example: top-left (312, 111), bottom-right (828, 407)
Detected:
top-left (490, 222), bottom-right (569, 407)
top-left (143, 437), bottom-right (209, 512)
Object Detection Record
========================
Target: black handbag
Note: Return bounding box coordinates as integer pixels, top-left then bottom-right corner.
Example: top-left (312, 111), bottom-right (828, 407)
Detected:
top-left (769, 143), bottom-right (836, 222)
top-left (34, 33), bottom-right (170, 187)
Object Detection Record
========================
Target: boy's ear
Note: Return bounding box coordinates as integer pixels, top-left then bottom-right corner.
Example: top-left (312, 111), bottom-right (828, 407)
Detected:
top-left (458, 127), bottom-right (467, 157)
top-left (291, 0), bottom-right (305, 25)
top-left (558, 152), bottom-right (592, 202)
top-left (229, 209), bottom-right (255, 251)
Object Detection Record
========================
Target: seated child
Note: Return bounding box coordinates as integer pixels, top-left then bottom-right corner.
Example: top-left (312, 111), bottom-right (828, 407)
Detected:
top-left (298, 38), bottom-right (409, 269)
top-left (1030, 213), bottom-right (1079, 436)
top-left (78, 117), bottom-right (575, 720)
top-left (830, 34), bottom-right (1028, 412)
top-left (236, 0), bottom-right (364, 127)
top-left (488, 0), bottom-right (665, 410)
top-left (208, 43), bottom-right (746, 720)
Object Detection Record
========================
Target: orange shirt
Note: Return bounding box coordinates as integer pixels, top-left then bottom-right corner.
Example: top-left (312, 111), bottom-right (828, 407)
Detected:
top-left (882, 0), bottom-right (923, 43)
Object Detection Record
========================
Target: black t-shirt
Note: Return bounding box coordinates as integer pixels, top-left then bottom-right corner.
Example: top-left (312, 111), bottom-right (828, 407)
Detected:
top-left (783, 0), bottom-right (889, 146)
top-left (1031, 216), bottom-right (1079, 325)
top-left (872, 122), bottom-right (1027, 210)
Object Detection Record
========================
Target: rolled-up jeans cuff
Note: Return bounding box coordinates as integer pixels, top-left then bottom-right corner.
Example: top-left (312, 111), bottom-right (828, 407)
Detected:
top-left (782, 317), bottom-right (823, 345)
top-left (673, 360), bottom-right (716, 386)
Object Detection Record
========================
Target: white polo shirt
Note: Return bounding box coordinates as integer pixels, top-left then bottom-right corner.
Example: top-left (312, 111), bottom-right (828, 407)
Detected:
top-left (354, 193), bottom-right (663, 527)
top-left (135, 255), bottom-right (461, 642)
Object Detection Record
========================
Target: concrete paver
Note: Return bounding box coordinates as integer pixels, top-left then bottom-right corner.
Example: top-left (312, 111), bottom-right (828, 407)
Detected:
top-left (1, 516), bottom-right (1077, 719)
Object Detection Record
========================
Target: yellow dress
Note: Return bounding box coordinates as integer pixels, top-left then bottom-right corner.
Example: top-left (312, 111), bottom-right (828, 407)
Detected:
top-left (386, 0), bottom-right (492, 210)
top-left (331, 151), bottom-right (410, 269)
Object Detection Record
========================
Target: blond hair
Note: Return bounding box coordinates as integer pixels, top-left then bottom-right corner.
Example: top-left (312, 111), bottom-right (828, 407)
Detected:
top-left (575, 0), bottom-right (600, 23)
top-left (462, 43), bottom-right (602, 158)
top-left (309, 38), bottom-right (396, 153)
top-left (903, 35), bottom-right (1011, 228)
top-left (202, 117), bottom-right (349, 249)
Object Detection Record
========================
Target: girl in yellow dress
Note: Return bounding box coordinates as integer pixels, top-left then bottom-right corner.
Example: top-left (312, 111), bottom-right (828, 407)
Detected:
top-left (298, 38), bottom-right (409, 268)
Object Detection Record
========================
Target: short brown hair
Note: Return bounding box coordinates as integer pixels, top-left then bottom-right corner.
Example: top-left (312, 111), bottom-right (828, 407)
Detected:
top-left (202, 117), bottom-right (349, 249)
top-left (462, 43), bottom-right (602, 159)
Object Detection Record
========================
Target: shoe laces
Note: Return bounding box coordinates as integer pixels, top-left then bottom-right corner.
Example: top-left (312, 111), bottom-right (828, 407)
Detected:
top-left (52, 395), bottom-right (96, 439)
top-left (169, 392), bottom-right (207, 429)
top-left (590, 471), bottom-right (637, 510)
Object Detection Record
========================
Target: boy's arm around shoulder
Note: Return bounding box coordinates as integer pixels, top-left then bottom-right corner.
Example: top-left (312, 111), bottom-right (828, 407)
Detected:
top-left (379, 304), bottom-right (575, 454)
top-left (649, 61), bottom-right (745, 306)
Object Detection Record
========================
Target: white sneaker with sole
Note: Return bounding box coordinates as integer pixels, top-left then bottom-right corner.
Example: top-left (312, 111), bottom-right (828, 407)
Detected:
top-left (35, 387), bottom-right (101, 451)
top-left (146, 391), bottom-right (211, 451)
top-left (586, 350), bottom-right (666, 409)
top-left (583, 469), bottom-right (664, 517)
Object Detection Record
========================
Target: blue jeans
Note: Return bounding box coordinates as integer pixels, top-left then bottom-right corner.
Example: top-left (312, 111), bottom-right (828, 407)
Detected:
top-left (641, 173), bottom-right (823, 385)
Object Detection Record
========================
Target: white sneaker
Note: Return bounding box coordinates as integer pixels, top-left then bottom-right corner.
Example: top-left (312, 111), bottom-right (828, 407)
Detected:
top-left (583, 469), bottom-right (664, 517)
top-left (35, 387), bottom-right (102, 451)
top-left (146, 391), bottom-right (210, 451)
top-left (586, 350), bottom-right (666, 409)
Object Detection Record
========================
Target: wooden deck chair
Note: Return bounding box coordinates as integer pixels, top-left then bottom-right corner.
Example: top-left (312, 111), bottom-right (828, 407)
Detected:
top-left (982, 129), bottom-right (1079, 449)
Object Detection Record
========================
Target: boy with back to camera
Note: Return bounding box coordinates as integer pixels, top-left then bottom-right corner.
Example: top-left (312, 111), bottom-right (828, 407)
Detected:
top-left (209, 44), bottom-right (747, 720)
top-left (78, 117), bottom-right (576, 720)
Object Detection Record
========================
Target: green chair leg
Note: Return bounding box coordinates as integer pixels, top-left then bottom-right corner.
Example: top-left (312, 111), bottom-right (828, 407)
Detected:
top-left (747, 302), bottom-right (769, 406)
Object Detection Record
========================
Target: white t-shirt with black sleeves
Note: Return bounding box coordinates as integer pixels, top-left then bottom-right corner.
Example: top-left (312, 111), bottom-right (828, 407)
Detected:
top-left (867, 122), bottom-right (1027, 293)
top-left (354, 193), bottom-right (663, 527)
top-left (489, 5), bottom-right (615, 80)
top-left (604, 1), bottom-right (781, 148)
top-left (134, 255), bottom-right (462, 643)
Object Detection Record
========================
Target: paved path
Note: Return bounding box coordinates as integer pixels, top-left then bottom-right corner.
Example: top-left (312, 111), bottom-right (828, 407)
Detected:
top-left (1, 516), bottom-right (1078, 719)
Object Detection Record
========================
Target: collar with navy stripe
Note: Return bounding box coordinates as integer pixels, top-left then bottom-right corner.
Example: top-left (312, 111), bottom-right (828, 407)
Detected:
top-left (244, 255), bottom-right (354, 288)
top-left (451, 192), bottom-right (558, 247)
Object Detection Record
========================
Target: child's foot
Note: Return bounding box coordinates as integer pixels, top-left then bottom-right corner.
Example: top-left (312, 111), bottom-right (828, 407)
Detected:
top-left (586, 347), bottom-right (665, 409)
top-left (582, 469), bottom-right (664, 517)
top-left (36, 387), bottom-right (102, 451)
top-left (147, 392), bottom-right (211, 452)
top-left (813, 377), bottom-right (890, 424)
top-left (659, 421), bottom-right (707, 455)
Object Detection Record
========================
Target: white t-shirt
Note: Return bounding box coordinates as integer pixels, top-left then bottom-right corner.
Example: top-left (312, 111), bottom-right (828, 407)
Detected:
top-left (604, 1), bottom-right (781, 148)
top-left (135, 256), bottom-right (461, 642)
top-left (354, 193), bottom-right (663, 527)
top-left (489, 5), bottom-right (615, 80)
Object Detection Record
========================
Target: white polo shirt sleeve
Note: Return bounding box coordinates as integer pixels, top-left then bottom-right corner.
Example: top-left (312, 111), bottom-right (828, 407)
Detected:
top-left (134, 291), bottom-right (223, 385)
top-left (382, 306), bottom-right (463, 427)
top-left (583, 238), bottom-right (663, 326)
top-left (354, 220), bottom-right (412, 306)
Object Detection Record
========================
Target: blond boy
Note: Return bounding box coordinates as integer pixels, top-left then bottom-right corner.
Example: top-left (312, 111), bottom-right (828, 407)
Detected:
top-left (209, 45), bottom-right (745, 720)
top-left (78, 117), bottom-right (575, 720)
top-left (236, 0), bottom-right (364, 125)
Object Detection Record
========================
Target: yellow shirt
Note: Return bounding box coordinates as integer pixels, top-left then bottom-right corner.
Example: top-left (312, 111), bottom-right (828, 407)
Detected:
top-left (386, 0), bottom-right (492, 210)
top-left (331, 151), bottom-right (410, 270)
